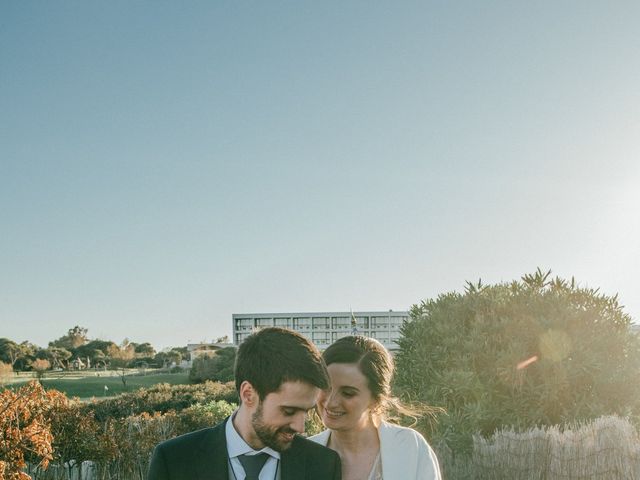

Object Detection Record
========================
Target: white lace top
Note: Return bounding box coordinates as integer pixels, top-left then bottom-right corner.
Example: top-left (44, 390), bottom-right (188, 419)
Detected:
top-left (368, 451), bottom-right (383, 480)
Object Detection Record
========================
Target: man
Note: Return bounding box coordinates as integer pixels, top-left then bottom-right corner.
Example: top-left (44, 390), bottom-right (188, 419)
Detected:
top-left (148, 327), bottom-right (341, 480)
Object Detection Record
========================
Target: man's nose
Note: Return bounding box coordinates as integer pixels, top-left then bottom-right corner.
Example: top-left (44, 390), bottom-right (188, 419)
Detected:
top-left (291, 411), bottom-right (306, 434)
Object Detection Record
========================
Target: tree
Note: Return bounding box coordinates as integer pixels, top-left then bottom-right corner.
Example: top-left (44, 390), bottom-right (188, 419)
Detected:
top-left (46, 347), bottom-right (72, 370)
top-left (154, 348), bottom-right (184, 368)
top-left (108, 340), bottom-right (136, 388)
top-left (189, 347), bottom-right (236, 383)
top-left (32, 359), bottom-right (51, 383)
top-left (0, 338), bottom-right (23, 368)
top-left (134, 342), bottom-right (156, 359)
top-left (12, 342), bottom-right (38, 371)
top-left (75, 339), bottom-right (116, 366)
top-left (49, 326), bottom-right (89, 351)
top-left (394, 269), bottom-right (640, 454)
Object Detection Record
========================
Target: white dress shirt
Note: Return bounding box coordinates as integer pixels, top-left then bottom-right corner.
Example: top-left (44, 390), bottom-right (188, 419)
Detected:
top-left (225, 413), bottom-right (281, 480)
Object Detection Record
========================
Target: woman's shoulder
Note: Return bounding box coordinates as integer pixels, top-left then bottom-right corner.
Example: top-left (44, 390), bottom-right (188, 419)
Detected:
top-left (378, 422), bottom-right (437, 457)
top-left (379, 421), bottom-right (428, 444)
top-left (379, 422), bottom-right (442, 479)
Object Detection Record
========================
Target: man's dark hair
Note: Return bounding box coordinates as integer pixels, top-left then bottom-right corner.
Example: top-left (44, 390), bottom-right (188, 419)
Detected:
top-left (235, 327), bottom-right (329, 399)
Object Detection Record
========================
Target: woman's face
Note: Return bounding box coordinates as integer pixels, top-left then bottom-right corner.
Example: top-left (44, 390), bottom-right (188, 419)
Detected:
top-left (318, 362), bottom-right (377, 432)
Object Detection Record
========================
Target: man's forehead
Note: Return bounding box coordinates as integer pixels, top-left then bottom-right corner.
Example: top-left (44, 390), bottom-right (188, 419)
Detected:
top-left (266, 380), bottom-right (320, 406)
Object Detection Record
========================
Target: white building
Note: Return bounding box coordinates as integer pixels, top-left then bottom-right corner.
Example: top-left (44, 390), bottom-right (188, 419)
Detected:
top-left (232, 311), bottom-right (409, 351)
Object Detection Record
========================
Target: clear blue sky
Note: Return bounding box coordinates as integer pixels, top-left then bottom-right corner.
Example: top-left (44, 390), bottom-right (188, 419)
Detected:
top-left (2, 1), bottom-right (639, 350)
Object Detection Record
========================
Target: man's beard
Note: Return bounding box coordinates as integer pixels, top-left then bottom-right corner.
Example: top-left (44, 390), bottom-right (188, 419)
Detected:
top-left (251, 402), bottom-right (297, 452)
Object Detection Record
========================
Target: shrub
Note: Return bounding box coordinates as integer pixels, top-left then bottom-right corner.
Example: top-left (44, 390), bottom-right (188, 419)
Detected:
top-left (85, 381), bottom-right (238, 422)
top-left (0, 381), bottom-right (60, 479)
top-left (395, 269), bottom-right (640, 454)
top-left (189, 347), bottom-right (236, 384)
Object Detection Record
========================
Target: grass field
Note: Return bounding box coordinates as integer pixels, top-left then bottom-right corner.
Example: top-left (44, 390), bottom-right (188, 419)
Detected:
top-left (4, 371), bottom-right (190, 399)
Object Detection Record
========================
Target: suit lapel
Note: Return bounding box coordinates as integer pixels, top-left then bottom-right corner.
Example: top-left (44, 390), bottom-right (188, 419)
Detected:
top-left (195, 419), bottom-right (231, 480)
top-left (281, 436), bottom-right (306, 480)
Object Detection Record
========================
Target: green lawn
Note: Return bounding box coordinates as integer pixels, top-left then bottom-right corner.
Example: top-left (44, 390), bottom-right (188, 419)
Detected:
top-left (6, 371), bottom-right (190, 399)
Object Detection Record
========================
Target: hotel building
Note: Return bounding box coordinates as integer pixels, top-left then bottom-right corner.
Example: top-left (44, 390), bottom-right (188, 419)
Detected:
top-left (232, 311), bottom-right (409, 351)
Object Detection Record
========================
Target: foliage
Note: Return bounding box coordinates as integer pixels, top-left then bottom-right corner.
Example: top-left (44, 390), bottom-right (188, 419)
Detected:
top-left (395, 269), bottom-right (640, 455)
top-left (189, 347), bottom-right (236, 383)
top-left (85, 380), bottom-right (238, 422)
top-left (48, 326), bottom-right (89, 351)
top-left (36, 347), bottom-right (72, 370)
top-left (31, 359), bottom-right (50, 382)
top-left (0, 380), bottom-right (237, 479)
top-left (153, 348), bottom-right (185, 368)
top-left (0, 381), bottom-right (61, 479)
top-left (0, 339), bottom-right (25, 368)
top-left (74, 340), bottom-right (116, 366)
top-left (178, 400), bottom-right (237, 432)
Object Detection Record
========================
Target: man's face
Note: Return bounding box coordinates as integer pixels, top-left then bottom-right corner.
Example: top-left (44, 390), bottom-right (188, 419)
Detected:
top-left (250, 381), bottom-right (320, 452)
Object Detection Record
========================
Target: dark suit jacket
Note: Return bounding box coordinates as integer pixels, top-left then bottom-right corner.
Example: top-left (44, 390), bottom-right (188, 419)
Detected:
top-left (147, 418), bottom-right (341, 480)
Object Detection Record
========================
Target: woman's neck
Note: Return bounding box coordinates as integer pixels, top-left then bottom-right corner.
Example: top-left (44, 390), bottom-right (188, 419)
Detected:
top-left (329, 418), bottom-right (380, 454)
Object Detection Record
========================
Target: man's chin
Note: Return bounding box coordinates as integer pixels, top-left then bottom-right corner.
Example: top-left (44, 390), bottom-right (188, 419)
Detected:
top-left (271, 433), bottom-right (295, 452)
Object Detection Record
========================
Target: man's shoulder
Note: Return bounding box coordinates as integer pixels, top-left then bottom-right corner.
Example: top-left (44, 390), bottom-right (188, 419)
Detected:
top-left (292, 435), bottom-right (339, 459)
top-left (156, 422), bottom-right (225, 453)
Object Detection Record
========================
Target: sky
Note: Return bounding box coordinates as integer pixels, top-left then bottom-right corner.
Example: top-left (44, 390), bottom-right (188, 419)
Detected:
top-left (1, 1), bottom-right (639, 351)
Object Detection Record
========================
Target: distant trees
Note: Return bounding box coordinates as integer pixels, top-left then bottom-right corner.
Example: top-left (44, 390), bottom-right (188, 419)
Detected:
top-left (0, 326), bottom-right (229, 373)
top-left (189, 347), bottom-right (236, 383)
top-left (32, 359), bottom-right (51, 382)
top-left (108, 340), bottom-right (136, 388)
top-left (49, 326), bottom-right (89, 351)
top-left (0, 338), bottom-right (23, 367)
top-left (395, 269), bottom-right (640, 454)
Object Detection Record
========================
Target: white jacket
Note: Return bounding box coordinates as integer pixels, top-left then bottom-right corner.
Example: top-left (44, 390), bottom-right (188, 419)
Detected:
top-left (309, 421), bottom-right (442, 480)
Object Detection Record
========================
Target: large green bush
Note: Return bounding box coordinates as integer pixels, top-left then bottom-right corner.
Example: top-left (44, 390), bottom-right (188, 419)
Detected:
top-left (86, 380), bottom-right (238, 422)
top-left (395, 269), bottom-right (640, 454)
top-left (189, 347), bottom-right (236, 384)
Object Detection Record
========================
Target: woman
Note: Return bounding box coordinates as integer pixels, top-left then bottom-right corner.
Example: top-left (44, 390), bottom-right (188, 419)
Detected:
top-left (310, 336), bottom-right (441, 480)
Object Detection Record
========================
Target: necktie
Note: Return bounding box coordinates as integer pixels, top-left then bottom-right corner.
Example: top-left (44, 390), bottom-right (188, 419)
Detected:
top-left (238, 452), bottom-right (270, 480)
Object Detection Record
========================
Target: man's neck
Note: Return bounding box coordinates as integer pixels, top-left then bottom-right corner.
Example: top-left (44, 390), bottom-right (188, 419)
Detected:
top-left (232, 406), bottom-right (264, 450)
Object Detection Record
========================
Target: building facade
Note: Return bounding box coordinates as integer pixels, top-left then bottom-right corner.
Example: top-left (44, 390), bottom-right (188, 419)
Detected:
top-left (232, 311), bottom-right (409, 351)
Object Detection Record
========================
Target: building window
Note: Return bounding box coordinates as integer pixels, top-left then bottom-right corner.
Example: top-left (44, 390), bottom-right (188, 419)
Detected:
top-left (256, 318), bottom-right (273, 327)
top-left (371, 316), bottom-right (389, 329)
top-left (332, 317), bottom-right (350, 329)
top-left (313, 317), bottom-right (330, 329)
top-left (313, 332), bottom-right (330, 342)
top-left (274, 317), bottom-right (292, 328)
top-left (293, 317), bottom-right (311, 329)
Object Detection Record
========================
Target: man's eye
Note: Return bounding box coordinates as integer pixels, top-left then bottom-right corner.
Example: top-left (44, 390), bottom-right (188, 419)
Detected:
top-left (283, 409), bottom-right (296, 416)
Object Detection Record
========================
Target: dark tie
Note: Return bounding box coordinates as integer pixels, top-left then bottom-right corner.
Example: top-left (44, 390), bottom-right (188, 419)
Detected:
top-left (238, 452), bottom-right (270, 480)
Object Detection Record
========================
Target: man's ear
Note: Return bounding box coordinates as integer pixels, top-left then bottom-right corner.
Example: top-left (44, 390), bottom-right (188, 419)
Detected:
top-left (239, 380), bottom-right (257, 407)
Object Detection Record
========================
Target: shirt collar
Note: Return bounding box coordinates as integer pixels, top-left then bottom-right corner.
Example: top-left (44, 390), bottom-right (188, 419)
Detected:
top-left (225, 410), bottom-right (281, 460)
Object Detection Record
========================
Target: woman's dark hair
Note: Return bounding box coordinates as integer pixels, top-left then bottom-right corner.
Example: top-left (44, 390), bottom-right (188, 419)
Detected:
top-left (322, 335), bottom-right (426, 423)
top-left (235, 327), bottom-right (329, 400)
